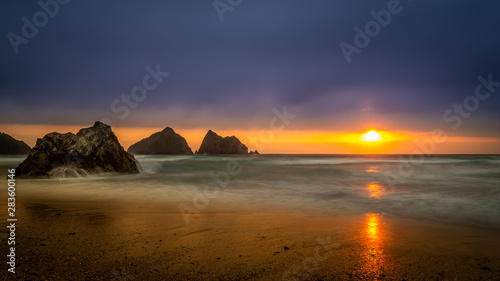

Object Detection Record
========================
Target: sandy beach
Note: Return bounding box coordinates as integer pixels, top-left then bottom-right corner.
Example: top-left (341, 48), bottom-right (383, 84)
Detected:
top-left (3, 0), bottom-right (500, 279)
top-left (1, 191), bottom-right (499, 281)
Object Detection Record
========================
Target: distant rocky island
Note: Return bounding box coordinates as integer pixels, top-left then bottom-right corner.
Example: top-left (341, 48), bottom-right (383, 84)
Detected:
top-left (16, 122), bottom-right (140, 178)
top-left (0, 132), bottom-right (31, 155)
top-left (10, 124), bottom-right (257, 178)
top-left (128, 127), bottom-right (193, 155)
top-left (195, 130), bottom-right (257, 155)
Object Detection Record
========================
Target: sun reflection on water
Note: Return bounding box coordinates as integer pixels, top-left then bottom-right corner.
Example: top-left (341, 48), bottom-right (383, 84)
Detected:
top-left (364, 164), bottom-right (386, 198)
top-left (362, 213), bottom-right (387, 275)
top-left (366, 182), bottom-right (384, 199)
top-left (366, 213), bottom-right (380, 240)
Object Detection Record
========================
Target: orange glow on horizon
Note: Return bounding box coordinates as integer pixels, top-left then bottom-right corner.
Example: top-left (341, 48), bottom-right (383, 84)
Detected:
top-left (313, 130), bottom-right (409, 144)
top-left (1, 124), bottom-right (500, 154)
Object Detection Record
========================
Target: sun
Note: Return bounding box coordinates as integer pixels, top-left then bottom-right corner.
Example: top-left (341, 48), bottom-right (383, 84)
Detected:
top-left (360, 130), bottom-right (383, 142)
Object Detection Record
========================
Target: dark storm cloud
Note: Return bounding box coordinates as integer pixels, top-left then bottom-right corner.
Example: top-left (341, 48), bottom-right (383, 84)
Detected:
top-left (0, 0), bottom-right (499, 132)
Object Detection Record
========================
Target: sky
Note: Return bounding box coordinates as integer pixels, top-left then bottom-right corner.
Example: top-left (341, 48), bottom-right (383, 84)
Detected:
top-left (1, 0), bottom-right (500, 153)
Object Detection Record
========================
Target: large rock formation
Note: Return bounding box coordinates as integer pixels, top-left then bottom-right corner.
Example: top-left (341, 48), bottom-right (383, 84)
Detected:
top-left (128, 127), bottom-right (193, 155)
top-left (0, 133), bottom-right (31, 155)
top-left (16, 122), bottom-right (140, 178)
top-left (196, 130), bottom-right (249, 155)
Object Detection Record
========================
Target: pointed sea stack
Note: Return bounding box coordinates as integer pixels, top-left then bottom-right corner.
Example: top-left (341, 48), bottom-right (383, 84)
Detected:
top-left (0, 133), bottom-right (31, 155)
top-left (196, 130), bottom-right (249, 155)
top-left (16, 122), bottom-right (140, 178)
top-left (127, 127), bottom-right (193, 155)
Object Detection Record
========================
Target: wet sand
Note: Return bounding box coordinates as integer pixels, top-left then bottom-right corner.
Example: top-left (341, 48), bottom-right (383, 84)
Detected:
top-left (1, 193), bottom-right (499, 281)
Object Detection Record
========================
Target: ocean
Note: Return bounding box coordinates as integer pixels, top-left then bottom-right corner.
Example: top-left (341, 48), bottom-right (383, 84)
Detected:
top-left (2, 154), bottom-right (500, 230)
